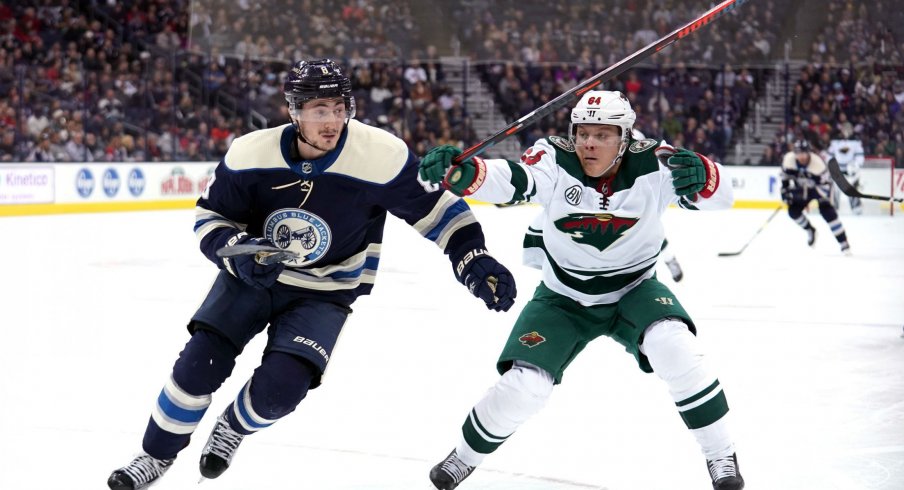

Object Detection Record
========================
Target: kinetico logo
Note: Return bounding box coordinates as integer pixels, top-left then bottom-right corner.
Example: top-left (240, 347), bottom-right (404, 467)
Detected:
top-left (76, 168), bottom-right (94, 198)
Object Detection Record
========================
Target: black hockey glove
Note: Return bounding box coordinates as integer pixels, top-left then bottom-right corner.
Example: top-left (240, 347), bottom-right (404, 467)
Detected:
top-left (222, 233), bottom-right (286, 289)
top-left (780, 178), bottom-right (796, 203)
top-left (453, 248), bottom-right (517, 312)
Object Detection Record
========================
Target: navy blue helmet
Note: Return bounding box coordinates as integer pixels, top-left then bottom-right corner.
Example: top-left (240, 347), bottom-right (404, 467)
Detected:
top-left (792, 139), bottom-right (811, 153)
top-left (284, 59), bottom-right (355, 118)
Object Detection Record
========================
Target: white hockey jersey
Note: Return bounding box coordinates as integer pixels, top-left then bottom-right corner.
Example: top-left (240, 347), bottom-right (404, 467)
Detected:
top-left (826, 139), bottom-right (865, 177)
top-left (470, 136), bottom-right (733, 305)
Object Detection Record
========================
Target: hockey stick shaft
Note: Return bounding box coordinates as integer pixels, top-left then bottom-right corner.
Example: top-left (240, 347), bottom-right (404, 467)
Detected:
top-left (827, 157), bottom-right (903, 203)
top-left (718, 205), bottom-right (783, 257)
top-left (454, 0), bottom-right (749, 163)
top-left (216, 244), bottom-right (300, 265)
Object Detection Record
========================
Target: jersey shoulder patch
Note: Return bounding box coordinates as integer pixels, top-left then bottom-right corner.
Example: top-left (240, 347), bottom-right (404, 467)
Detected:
top-left (325, 120), bottom-right (410, 184)
top-left (224, 124), bottom-right (291, 170)
top-left (628, 138), bottom-right (658, 153)
top-left (547, 135), bottom-right (575, 152)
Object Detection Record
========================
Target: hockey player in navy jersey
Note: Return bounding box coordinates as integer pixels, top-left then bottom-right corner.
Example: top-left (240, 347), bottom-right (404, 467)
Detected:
top-left (420, 91), bottom-right (744, 490)
top-left (780, 139), bottom-right (851, 254)
top-left (107, 59), bottom-right (516, 490)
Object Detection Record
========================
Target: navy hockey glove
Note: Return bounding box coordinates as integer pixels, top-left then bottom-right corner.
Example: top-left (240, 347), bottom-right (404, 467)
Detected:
top-left (419, 145), bottom-right (480, 196)
top-left (453, 248), bottom-right (517, 312)
top-left (222, 233), bottom-right (286, 289)
top-left (780, 177), bottom-right (797, 203)
top-left (667, 149), bottom-right (707, 196)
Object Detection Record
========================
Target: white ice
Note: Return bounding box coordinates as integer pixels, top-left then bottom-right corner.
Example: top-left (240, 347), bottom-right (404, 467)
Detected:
top-left (0, 205), bottom-right (902, 490)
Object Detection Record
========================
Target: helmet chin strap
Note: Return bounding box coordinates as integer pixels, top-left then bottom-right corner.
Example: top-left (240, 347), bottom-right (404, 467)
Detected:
top-left (587, 136), bottom-right (629, 178)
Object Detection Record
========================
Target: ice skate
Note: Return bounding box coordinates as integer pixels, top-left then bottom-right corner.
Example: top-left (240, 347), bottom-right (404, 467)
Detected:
top-left (429, 450), bottom-right (475, 489)
top-left (840, 241), bottom-right (852, 256)
top-left (107, 452), bottom-right (174, 490)
top-left (706, 453), bottom-right (744, 490)
top-left (806, 226), bottom-right (817, 247)
top-left (199, 411), bottom-right (246, 479)
top-left (665, 257), bottom-right (684, 282)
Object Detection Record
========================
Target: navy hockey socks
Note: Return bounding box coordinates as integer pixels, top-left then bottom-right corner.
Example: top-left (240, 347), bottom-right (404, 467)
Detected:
top-left (142, 330), bottom-right (238, 459)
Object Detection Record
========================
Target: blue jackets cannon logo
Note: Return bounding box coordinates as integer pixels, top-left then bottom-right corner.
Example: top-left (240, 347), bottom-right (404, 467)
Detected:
top-left (264, 209), bottom-right (332, 266)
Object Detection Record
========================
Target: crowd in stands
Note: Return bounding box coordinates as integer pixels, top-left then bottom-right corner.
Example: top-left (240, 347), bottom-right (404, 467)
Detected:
top-left (479, 62), bottom-right (759, 162)
top-left (0, 0), bottom-right (475, 163)
top-left (451, 0), bottom-right (779, 66)
top-left (0, 0), bottom-right (901, 167)
top-left (764, 0), bottom-right (904, 164)
top-left (451, 0), bottom-right (780, 162)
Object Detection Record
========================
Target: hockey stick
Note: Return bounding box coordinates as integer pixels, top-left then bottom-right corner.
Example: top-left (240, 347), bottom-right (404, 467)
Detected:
top-left (215, 244), bottom-right (300, 265)
top-left (827, 157), bottom-right (903, 203)
top-left (717, 205), bottom-right (783, 257)
top-left (454, 0), bottom-right (749, 163)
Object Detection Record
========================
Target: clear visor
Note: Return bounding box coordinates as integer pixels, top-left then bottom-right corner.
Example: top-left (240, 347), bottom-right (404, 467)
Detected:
top-left (572, 126), bottom-right (623, 148)
top-left (290, 97), bottom-right (356, 123)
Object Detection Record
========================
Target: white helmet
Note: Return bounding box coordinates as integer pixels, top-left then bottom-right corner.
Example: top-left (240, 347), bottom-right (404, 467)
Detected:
top-left (569, 90), bottom-right (636, 169)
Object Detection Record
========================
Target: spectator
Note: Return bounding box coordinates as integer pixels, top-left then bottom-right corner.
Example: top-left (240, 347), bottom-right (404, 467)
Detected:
top-left (65, 130), bottom-right (90, 161)
top-left (758, 145), bottom-right (780, 165)
top-left (26, 132), bottom-right (59, 162)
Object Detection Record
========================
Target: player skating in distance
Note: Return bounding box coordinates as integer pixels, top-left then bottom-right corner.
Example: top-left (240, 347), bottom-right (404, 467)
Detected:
top-left (781, 139), bottom-right (851, 254)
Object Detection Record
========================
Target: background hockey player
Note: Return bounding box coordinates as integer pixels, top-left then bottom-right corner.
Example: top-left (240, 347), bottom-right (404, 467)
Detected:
top-left (825, 138), bottom-right (865, 214)
top-left (780, 139), bottom-right (851, 254)
top-left (419, 90), bottom-right (744, 490)
top-left (661, 238), bottom-right (684, 282)
top-left (107, 59), bottom-right (516, 490)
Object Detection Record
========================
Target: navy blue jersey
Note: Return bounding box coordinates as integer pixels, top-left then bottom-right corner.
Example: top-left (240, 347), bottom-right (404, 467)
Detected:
top-left (194, 119), bottom-right (485, 305)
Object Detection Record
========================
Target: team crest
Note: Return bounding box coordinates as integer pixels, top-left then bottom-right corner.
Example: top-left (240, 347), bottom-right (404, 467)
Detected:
top-left (264, 209), bottom-right (332, 266)
top-left (629, 139), bottom-right (657, 153)
top-left (554, 213), bottom-right (639, 252)
top-left (548, 135), bottom-right (575, 152)
top-left (519, 331), bottom-right (546, 348)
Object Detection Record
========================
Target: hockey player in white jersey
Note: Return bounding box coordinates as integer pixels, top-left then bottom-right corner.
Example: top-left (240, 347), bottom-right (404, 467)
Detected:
top-left (419, 91), bottom-right (744, 489)
top-left (825, 139), bottom-right (865, 214)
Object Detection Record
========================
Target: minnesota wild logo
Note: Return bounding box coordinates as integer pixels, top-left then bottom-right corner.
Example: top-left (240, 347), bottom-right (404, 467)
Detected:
top-left (554, 213), bottom-right (639, 251)
top-left (518, 331), bottom-right (546, 348)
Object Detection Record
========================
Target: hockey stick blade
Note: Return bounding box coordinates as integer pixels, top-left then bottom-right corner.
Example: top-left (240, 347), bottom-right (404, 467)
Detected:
top-left (494, 201), bottom-right (526, 208)
top-left (717, 205), bottom-right (783, 257)
top-left (828, 157), bottom-right (903, 203)
top-left (216, 244), bottom-right (300, 265)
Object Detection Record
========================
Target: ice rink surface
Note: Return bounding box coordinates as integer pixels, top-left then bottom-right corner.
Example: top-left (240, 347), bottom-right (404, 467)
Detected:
top-left (1, 204), bottom-right (902, 490)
